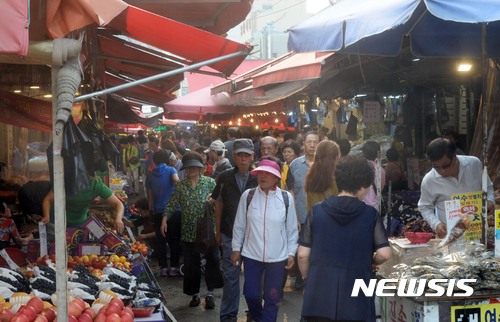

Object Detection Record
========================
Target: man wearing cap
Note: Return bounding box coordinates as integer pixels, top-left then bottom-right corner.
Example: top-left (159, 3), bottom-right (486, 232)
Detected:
top-left (205, 140), bottom-right (232, 179)
top-left (211, 138), bottom-right (258, 322)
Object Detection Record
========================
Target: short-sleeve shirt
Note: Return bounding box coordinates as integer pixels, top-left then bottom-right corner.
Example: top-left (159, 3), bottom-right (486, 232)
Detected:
top-left (286, 155), bottom-right (310, 224)
top-left (65, 178), bottom-right (113, 226)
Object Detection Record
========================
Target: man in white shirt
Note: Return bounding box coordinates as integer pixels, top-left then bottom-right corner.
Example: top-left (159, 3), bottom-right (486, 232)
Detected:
top-left (418, 138), bottom-right (495, 238)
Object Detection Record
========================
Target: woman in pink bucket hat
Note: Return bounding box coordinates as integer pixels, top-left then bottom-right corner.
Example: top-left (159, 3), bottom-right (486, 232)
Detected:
top-left (231, 157), bottom-right (299, 322)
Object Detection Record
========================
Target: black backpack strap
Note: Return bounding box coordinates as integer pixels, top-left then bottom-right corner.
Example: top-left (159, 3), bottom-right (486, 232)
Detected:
top-left (246, 188), bottom-right (257, 212)
top-left (247, 188), bottom-right (289, 219)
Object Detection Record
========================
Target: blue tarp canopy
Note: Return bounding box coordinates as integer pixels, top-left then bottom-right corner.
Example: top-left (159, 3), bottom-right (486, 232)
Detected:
top-left (288, 0), bottom-right (500, 57)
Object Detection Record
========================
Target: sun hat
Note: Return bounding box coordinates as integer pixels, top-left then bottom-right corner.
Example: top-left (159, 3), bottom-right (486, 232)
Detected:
top-left (233, 138), bottom-right (254, 154)
top-left (250, 159), bottom-right (281, 179)
top-left (204, 140), bottom-right (226, 153)
top-left (180, 159), bottom-right (204, 170)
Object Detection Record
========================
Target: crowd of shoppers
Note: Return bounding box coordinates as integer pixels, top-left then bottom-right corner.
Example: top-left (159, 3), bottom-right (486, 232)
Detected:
top-left (110, 123), bottom-right (494, 322)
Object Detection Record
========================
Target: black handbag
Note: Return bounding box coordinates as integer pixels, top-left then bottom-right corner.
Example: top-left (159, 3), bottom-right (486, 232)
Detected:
top-left (195, 202), bottom-right (217, 253)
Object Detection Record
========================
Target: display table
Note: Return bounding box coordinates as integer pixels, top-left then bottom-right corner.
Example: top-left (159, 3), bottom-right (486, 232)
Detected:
top-left (378, 238), bottom-right (500, 322)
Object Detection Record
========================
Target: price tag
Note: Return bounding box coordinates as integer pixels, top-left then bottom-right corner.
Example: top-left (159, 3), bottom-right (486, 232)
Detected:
top-left (126, 226), bottom-right (136, 243)
top-left (0, 249), bottom-right (19, 270)
top-left (39, 222), bottom-right (48, 257)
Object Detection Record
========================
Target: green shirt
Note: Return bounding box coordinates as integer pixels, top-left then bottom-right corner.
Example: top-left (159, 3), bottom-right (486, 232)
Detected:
top-left (65, 178), bottom-right (113, 226)
top-left (164, 175), bottom-right (215, 242)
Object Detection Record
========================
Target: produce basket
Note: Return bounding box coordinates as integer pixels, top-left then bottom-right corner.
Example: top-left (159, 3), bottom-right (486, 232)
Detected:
top-left (405, 232), bottom-right (434, 244)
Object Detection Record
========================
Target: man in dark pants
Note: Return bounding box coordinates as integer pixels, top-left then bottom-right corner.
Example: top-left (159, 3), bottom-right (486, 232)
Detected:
top-left (212, 139), bottom-right (258, 322)
top-left (147, 150), bottom-right (180, 277)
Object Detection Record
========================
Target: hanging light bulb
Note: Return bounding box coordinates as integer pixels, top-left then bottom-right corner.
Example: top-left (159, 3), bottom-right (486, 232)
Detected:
top-left (275, 118), bottom-right (279, 123)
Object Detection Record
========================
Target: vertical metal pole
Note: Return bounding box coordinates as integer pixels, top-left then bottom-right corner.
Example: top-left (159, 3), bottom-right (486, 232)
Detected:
top-left (480, 24), bottom-right (489, 245)
top-left (51, 66), bottom-right (69, 322)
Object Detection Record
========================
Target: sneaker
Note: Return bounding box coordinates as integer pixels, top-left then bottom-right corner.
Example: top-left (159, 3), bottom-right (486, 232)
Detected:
top-left (189, 296), bottom-right (200, 307)
top-left (205, 295), bottom-right (215, 310)
top-left (160, 267), bottom-right (169, 277)
top-left (168, 267), bottom-right (182, 277)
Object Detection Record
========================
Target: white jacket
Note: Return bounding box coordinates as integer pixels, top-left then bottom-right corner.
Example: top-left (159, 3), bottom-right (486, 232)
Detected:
top-left (232, 186), bottom-right (298, 263)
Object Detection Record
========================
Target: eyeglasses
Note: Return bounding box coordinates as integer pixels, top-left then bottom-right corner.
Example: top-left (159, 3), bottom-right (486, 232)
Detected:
top-left (432, 156), bottom-right (454, 171)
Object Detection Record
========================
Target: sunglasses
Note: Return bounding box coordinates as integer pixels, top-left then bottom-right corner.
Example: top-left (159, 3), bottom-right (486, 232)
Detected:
top-left (432, 155), bottom-right (454, 171)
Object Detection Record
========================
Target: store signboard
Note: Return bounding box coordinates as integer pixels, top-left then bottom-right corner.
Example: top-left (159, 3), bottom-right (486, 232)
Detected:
top-left (451, 303), bottom-right (500, 322)
top-left (495, 209), bottom-right (500, 257)
top-left (451, 191), bottom-right (483, 241)
top-left (379, 296), bottom-right (427, 322)
top-left (363, 101), bottom-right (381, 123)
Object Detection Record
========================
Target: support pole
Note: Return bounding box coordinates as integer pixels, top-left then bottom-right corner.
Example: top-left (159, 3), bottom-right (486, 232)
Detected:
top-left (51, 38), bottom-right (82, 322)
top-left (74, 50), bottom-right (248, 103)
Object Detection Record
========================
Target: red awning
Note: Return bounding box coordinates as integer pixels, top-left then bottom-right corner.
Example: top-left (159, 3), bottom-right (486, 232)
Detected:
top-left (0, 90), bottom-right (52, 132)
top-left (211, 52), bottom-right (335, 106)
top-left (163, 87), bottom-right (286, 121)
top-left (47, 0), bottom-right (251, 76)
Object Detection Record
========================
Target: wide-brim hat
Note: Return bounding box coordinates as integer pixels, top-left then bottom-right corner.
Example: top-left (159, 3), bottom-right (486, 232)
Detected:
top-left (180, 159), bottom-right (204, 170)
top-left (250, 159), bottom-right (281, 179)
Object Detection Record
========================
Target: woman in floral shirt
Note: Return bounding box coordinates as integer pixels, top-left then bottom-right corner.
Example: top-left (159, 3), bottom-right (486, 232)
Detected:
top-left (162, 151), bottom-right (222, 310)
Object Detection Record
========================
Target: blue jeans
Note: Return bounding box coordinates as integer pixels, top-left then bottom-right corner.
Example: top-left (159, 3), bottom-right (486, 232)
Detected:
top-left (220, 234), bottom-right (241, 322)
top-left (243, 257), bottom-right (286, 322)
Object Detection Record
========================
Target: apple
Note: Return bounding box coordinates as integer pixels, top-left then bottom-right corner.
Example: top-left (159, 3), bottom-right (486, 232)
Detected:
top-left (27, 297), bottom-right (44, 313)
top-left (10, 313), bottom-right (29, 322)
top-left (82, 308), bottom-right (95, 319)
top-left (68, 302), bottom-right (84, 318)
top-left (40, 308), bottom-right (56, 322)
top-left (122, 307), bottom-right (134, 318)
top-left (77, 313), bottom-right (93, 322)
top-left (94, 314), bottom-right (106, 322)
top-left (109, 297), bottom-right (124, 310)
top-left (67, 315), bottom-right (78, 322)
top-left (72, 298), bottom-right (86, 311)
top-left (97, 305), bottom-right (108, 315)
top-left (34, 315), bottom-right (48, 322)
top-left (120, 312), bottom-right (134, 322)
top-left (20, 305), bottom-right (38, 321)
top-left (0, 309), bottom-right (13, 322)
top-left (104, 303), bottom-right (121, 316)
top-left (105, 313), bottom-right (121, 322)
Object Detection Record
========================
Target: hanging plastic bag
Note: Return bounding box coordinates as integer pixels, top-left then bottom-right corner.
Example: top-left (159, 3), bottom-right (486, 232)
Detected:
top-left (61, 116), bottom-right (94, 195)
top-left (77, 110), bottom-right (107, 172)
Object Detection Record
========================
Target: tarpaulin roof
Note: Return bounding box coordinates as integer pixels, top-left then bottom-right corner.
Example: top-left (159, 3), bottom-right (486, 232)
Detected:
top-left (288, 0), bottom-right (500, 57)
top-left (47, 0), bottom-right (251, 76)
top-left (211, 52), bottom-right (335, 106)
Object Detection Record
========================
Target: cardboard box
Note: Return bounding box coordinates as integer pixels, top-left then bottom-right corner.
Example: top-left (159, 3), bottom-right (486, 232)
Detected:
top-left (77, 244), bottom-right (103, 256)
top-left (26, 240), bottom-right (55, 263)
top-left (82, 215), bottom-right (108, 241)
top-left (66, 228), bottom-right (88, 244)
top-left (101, 232), bottom-right (128, 255)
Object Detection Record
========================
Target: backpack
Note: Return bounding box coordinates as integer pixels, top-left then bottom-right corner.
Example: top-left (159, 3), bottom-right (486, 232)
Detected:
top-left (246, 188), bottom-right (289, 218)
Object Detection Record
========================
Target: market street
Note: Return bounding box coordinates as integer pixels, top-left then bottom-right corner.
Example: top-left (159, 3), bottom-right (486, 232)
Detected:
top-left (153, 262), bottom-right (304, 322)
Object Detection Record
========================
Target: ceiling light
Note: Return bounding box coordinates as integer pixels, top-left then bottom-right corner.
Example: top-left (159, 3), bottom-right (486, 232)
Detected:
top-left (274, 118), bottom-right (279, 123)
top-left (355, 94), bottom-right (367, 98)
top-left (457, 63), bottom-right (472, 72)
top-left (30, 86), bottom-right (40, 89)
top-left (412, 58), bottom-right (420, 62)
top-left (13, 90), bottom-right (21, 93)
top-left (43, 94), bottom-right (52, 98)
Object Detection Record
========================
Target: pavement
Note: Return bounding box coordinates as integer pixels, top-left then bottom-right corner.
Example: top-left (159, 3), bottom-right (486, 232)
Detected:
top-left (127, 189), bottom-right (304, 322)
top-left (152, 261), bottom-right (305, 322)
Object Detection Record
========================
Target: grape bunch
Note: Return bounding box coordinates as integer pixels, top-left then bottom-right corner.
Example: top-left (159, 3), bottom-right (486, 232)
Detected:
top-left (111, 287), bottom-right (134, 298)
top-left (37, 265), bottom-right (56, 280)
top-left (0, 276), bottom-right (29, 292)
top-left (70, 276), bottom-right (99, 295)
top-left (108, 274), bottom-right (132, 289)
top-left (72, 264), bottom-right (99, 283)
top-left (31, 277), bottom-right (56, 294)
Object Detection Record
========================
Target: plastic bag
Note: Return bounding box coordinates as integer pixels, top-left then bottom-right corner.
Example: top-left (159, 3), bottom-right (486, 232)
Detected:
top-left (61, 116), bottom-right (94, 195)
top-left (77, 111), bottom-right (107, 172)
